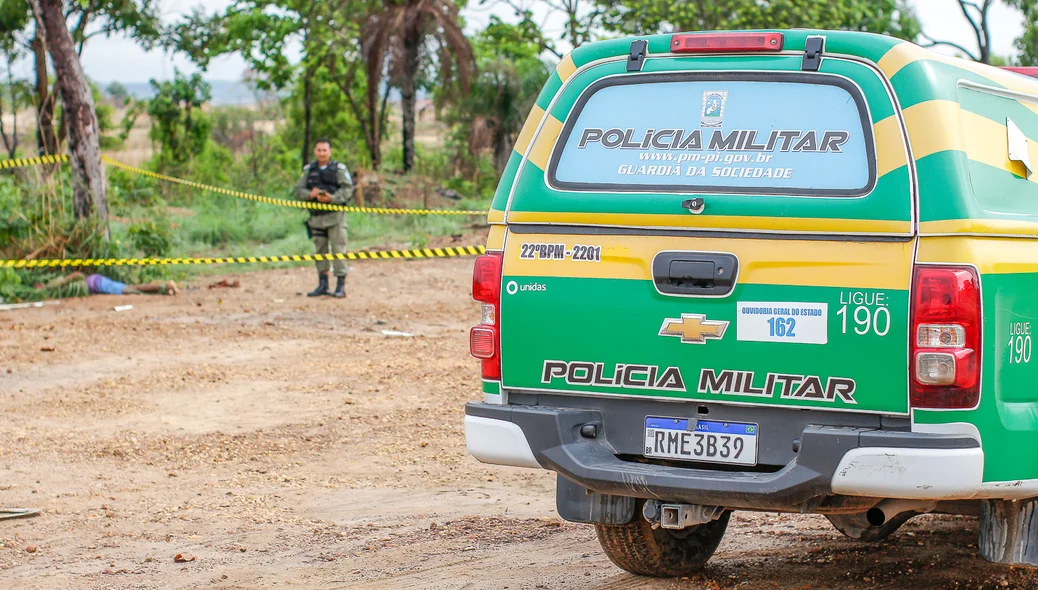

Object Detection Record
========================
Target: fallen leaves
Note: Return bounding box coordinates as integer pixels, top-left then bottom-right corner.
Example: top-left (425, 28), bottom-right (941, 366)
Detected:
top-left (208, 279), bottom-right (240, 290)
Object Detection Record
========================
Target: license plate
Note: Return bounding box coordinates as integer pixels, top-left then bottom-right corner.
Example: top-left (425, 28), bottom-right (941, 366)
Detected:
top-left (644, 417), bottom-right (758, 466)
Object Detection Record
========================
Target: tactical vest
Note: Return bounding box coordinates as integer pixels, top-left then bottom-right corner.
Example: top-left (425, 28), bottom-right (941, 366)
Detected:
top-left (306, 160), bottom-right (342, 216)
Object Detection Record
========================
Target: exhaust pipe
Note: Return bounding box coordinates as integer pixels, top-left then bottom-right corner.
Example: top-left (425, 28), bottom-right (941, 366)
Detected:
top-left (865, 499), bottom-right (936, 527)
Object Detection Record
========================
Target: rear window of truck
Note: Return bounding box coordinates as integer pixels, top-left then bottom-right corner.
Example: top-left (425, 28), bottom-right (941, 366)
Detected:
top-left (548, 73), bottom-right (877, 196)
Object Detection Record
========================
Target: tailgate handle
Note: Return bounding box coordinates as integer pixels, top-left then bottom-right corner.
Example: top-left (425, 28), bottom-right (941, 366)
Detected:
top-left (653, 252), bottom-right (738, 297)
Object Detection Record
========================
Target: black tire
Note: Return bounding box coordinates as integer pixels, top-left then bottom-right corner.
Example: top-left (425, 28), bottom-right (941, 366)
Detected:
top-left (826, 511), bottom-right (916, 542)
top-left (595, 501), bottom-right (730, 577)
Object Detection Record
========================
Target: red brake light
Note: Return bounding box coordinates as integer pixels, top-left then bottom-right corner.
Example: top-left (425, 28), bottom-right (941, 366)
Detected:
top-left (910, 266), bottom-right (981, 409)
top-left (472, 252), bottom-right (502, 303)
top-left (671, 32), bottom-right (784, 54)
top-left (470, 252), bottom-right (503, 380)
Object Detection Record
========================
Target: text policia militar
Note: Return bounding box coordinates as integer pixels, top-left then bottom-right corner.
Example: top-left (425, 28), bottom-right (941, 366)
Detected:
top-left (577, 128), bottom-right (850, 153)
top-left (540, 360), bottom-right (857, 404)
top-left (576, 127), bottom-right (850, 179)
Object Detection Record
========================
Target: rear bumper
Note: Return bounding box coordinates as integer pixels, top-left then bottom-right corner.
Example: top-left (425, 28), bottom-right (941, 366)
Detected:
top-left (465, 402), bottom-right (983, 509)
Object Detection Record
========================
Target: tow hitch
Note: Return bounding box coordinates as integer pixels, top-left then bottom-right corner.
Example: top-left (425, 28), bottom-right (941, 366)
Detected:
top-left (643, 500), bottom-right (725, 530)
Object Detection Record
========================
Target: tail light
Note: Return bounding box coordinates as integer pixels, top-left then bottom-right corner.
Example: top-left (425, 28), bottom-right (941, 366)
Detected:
top-left (671, 32), bottom-right (784, 54)
top-left (910, 266), bottom-right (981, 409)
top-left (470, 252), bottom-right (503, 380)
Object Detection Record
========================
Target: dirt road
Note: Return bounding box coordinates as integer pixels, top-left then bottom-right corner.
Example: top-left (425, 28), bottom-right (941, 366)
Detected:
top-left (1, 257), bottom-right (1036, 589)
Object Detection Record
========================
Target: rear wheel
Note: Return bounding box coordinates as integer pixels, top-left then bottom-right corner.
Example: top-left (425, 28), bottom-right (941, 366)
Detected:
top-left (595, 501), bottom-right (730, 577)
top-left (826, 511), bottom-right (915, 542)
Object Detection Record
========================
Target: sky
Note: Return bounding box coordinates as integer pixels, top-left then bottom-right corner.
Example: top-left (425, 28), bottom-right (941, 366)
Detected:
top-left (28, 0), bottom-right (1029, 84)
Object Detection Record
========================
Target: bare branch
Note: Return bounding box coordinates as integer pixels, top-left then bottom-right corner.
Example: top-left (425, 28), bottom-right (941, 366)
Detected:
top-left (918, 31), bottom-right (981, 61)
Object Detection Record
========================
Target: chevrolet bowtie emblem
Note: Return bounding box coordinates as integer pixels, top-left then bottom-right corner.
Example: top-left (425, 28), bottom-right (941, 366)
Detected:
top-left (659, 314), bottom-right (729, 344)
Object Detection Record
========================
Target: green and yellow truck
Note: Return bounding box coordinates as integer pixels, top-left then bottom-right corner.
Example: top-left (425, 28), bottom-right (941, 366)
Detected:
top-left (464, 30), bottom-right (1038, 576)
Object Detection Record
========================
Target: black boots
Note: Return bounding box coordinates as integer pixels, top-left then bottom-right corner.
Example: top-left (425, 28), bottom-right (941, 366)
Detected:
top-left (307, 273), bottom-right (329, 297)
top-left (307, 273), bottom-right (345, 298)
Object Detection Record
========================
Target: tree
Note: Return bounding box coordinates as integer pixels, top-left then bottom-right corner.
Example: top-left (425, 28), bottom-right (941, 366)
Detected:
top-left (0, 60), bottom-right (32, 160)
top-left (173, 0), bottom-right (357, 166)
top-left (911, 1), bottom-right (1038, 65)
top-left (0, 0), bottom-right (31, 159)
top-left (65, 0), bottom-right (161, 56)
top-left (362, 0), bottom-right (475, 173)
top-left (1017, 4), bottom-right (1038, 65)
top-left (449, 15), bottom-right (549, 173)
top-left (1, 1), bottom-right (160, 158)
top-left (1008, 1), bottom-right (1038, 66)
top-left (596, 0), bottom-right (919, 40)
top-left (917, 0), bottom-right (998, 63)
top-left (147, 71), bottom-right (212, 166)
top-left (486, 0), bottom-right (593, 52)
top-left (105, 81), bottom-right (130, 104)
top-left (28, 0), bottom-right (107, 229)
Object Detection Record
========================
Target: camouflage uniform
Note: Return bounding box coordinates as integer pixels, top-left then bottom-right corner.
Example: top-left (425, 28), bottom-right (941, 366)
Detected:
top-left (295, 160), bottom-right (354, 277)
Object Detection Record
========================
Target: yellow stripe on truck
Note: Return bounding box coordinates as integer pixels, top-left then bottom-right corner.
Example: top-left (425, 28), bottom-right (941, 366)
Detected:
top-left (513, 105), bottom-right (546, 159)
top-left (486, 225), bottom-right (507, 251)
top-left (505, 232), bottom-right (914, 290)
top-left (902, 100), bottom-right (963, 160)
top-left (919, 236), bottom-right (1038, 273)
top-left (873, 114), bottom-right (910, 177)
top-left (506, 211), bottom-right (912, 234)
top-left (959, 110), bottom-right (1037, 181)
top-left (902, 100), bottom-right (1038, 183)
top-left (555, 53), bottom-right (577, 83)
top-left (920, 219), bottom-right (1038, 236)
top-left (878, 42), bottom-right (1038, 97)
top-left (527, 114), bottom-right (564, 171)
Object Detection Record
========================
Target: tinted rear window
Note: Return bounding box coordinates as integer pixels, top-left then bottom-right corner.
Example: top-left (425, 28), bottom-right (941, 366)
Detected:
top-left (548, 73), bottom-right (877, 196)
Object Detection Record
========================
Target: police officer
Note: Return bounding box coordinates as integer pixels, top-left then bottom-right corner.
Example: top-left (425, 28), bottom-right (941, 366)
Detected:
top-left (295, 138), bottom-right (354, 298)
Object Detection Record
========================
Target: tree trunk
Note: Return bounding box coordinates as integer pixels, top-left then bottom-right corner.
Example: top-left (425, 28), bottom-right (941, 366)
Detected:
top-left (301, 30), bottom-right (314, 166)
top-left (302, 66), bottom-right (313, 165)
top-left (32, 28), bottom-right (58, 157)
top-left (0, 56), bottom-right (19, 159)
top-left (31, 0), bottom-right (107, 231)
top-left (492, 128), bottom-right (511, 175)
top-left (400, 27), bottom-right (421, 173)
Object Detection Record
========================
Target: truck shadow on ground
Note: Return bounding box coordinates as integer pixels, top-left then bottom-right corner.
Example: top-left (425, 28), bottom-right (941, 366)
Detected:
top-left (605, 514), bottom-right (1038, 590)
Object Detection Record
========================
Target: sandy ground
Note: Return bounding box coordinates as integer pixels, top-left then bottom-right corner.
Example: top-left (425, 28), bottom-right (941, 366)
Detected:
top-left (1, 257), bottom-right (1037, 589)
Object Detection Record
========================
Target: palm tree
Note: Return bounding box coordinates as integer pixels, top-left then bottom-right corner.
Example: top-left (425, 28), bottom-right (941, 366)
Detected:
top-left (362, 0), bottom-right (474, 173)
top-left (465, 56), bottom-right (548, 173)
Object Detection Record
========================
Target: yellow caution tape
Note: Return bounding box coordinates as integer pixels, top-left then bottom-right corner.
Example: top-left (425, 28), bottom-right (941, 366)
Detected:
top-left (0, 154), bottom-right (489, 216)
top-left (1, 245), bottom-right (487, 268)
top-left (0, 154), bottom-right (68, 169)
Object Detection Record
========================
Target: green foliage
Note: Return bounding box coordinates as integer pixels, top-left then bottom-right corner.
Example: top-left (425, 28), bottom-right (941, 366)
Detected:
top-left (0, 0), bottom-right (29, 52)
top-left (596, 0), bottom-right (920, 39)
top-left (440, 16), bottom-right (550, 177)
top-left (1012, 0), bottom-right (1038, 66)
top-left (0, 267), bottom-right (24, 303)
top-left (147, 70), bottom-right (213, 167)
top-left (127, 219), bottom-right (172, 258)
top-left (68, 0), bottom-right (164, 51)
top-left (282, 66), bottom-right (371, 170)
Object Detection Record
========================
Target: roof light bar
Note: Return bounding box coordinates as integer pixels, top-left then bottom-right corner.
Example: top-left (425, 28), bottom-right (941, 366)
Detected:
top-left (1003, 67), bottom-right (1038, 79)
top-left (671, 32), bottom-right (784, 54)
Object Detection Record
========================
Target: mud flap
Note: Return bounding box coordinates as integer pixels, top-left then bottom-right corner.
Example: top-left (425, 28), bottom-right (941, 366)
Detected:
top-left (979, 499), bottom-right (1038, 567)
top-left (556, 475), bottom-right (636, 525)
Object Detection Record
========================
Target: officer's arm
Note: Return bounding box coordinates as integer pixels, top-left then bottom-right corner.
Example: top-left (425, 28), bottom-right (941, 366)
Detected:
top-left (295, 166), bottom-right (312, 201)
top-left (332, 165), bottom-right (355, 205)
